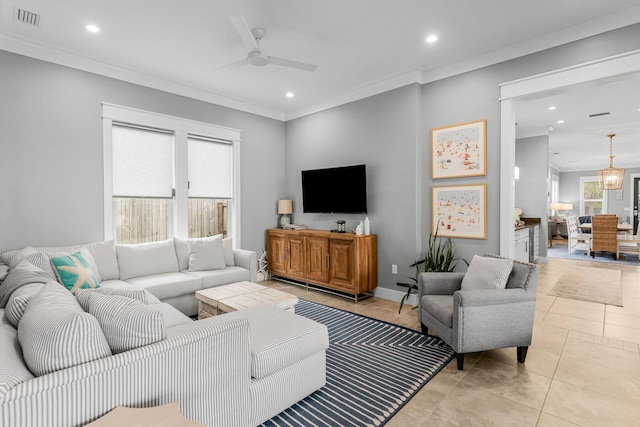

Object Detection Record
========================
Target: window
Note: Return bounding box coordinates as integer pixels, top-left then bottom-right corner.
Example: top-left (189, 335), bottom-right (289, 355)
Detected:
top-left (103, 104), bottom-right (241, 244)
top-left (112, 125), bottom-right (174, 243)
top-left (187, 136), bottom-right (233, 238)
top-left (580, 176), bottom-right (607, 216)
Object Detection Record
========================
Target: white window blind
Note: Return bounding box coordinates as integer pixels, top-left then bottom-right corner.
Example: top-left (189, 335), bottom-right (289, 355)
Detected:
top-left (112, 125), bottom-right (174, 198)
top-left (188, 136), bottom-right (233, 198)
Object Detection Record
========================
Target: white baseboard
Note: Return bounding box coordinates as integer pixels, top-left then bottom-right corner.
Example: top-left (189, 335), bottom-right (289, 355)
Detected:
top-left (374, 287), bottom-right (418, 307)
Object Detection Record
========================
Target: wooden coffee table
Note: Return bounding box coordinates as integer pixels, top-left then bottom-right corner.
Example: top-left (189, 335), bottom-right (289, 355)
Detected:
top-left (195, 281), bottom-right (298, 319)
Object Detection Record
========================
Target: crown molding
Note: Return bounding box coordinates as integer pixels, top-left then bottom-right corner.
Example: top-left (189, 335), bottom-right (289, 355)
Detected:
top-left (285, 68), bottom-right (424, 121)
top-left (422, 5), bottom-right (640, 85)
top-left (0, 34), bottom-right (286, 121)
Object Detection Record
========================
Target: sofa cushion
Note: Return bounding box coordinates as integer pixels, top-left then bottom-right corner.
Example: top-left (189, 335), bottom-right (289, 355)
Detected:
top-left (175, 236), bottom-right (235, 270)
top-left (188, 235), bottom-right (226, 271)
top-left (126, 272), bottom-right (201, 300)
top-left (461, 255), bottom-right (513, 291)
top-left (7, 247), bottom-right (38, 270)
top-left (99, 280), bottom-right (163, 304)
top-left (86, 240), bottom-right (120, 280)
top-left (15, 251), bottom-right (57, 280)
top-left (18, 281), bottom-right (112, 376)
top-left (185, 267), bottom-right (249, 289)
top-left (75, 287), bottom-right (148, 312)
top-left (5, 283), bottom-right (45, 327)
top-left (116, 240), bottom-right (179, 280)
top-left (150, 303), bottom-right (193, 329)
top-left (421, 295), bottom-right (454, 327)
top-left (87, 293), bottom-right (166, 354)
top-left (50, 251), bottom-right (101, 293)
top-left (219, 305), bottom-right (329, 379)
top-left (0, 323), bottom-right (35, 401)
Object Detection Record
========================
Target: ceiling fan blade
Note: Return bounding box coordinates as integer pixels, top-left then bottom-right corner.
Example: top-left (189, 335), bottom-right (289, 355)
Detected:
top-left (230, 16), bottom-right (260, 52)
top-left (268, 56), bottom-right (318, 72)
top-left (215, 58), bottom-right (249, 71)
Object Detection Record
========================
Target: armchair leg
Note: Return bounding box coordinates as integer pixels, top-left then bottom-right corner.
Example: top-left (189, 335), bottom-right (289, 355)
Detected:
top-left (421, 323), bottom-right (429, 335)
top-left (456, 353), bottom-right (464, 370)
top-left (517, 346), bottom-right (528, 363)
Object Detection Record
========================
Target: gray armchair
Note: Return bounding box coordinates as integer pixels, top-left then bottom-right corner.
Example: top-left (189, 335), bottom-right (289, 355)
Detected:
top-left (417, 255), bottom-right (539, 370)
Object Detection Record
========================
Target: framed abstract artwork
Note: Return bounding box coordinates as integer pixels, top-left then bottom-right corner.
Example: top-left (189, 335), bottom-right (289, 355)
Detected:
top-left (432, 184), bottom-right (486, 239)
top-left (431, 119), bottom-right (486, 179)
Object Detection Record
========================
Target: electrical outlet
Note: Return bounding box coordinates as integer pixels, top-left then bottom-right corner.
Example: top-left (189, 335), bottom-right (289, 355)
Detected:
top-left (391, 264), bottom-right (398, 274)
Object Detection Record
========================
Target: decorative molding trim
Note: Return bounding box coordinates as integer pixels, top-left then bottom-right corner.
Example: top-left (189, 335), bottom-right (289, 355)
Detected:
top-left (0, 34), bottom-right (286, 121)
top-left (285, 68), bottom-right (423, 121)
top-left (373, 287), bottom-right (417, 307)
top-left (423, 6), bottom-right (640, 85)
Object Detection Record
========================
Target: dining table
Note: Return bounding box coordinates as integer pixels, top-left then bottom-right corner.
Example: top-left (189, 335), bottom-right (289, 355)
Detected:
top-left (578, 223), bottom-right (633, 233)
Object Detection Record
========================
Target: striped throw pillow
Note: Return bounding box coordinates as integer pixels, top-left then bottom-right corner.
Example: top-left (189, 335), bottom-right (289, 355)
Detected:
top-left (461, 255), bottom-right (513, 290)
top-left (75, 288), bottom-right (148, 312)
top-left (87, 293), bottom-right (166, 354)
top-left (17, 281), bottom-right (112, 376)
top-left (5, 283), bottom-right (45, 327)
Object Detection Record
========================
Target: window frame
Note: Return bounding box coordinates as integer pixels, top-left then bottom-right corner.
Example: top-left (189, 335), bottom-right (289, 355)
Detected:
top-left (579, 175), bottom-right (607, 216)
top-left (102, 103), bottom-right (241, 244)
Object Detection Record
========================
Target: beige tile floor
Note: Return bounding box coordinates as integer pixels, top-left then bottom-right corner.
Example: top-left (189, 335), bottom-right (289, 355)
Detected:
top-left (259, 256), bottom-right (640, 426)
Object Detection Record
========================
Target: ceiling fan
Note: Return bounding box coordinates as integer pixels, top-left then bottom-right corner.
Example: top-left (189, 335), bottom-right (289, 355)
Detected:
top-left (218, 16), bottom-right (318, 72)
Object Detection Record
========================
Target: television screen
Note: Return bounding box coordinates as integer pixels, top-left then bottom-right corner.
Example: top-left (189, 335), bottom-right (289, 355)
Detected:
top-left (302, 165), bottom-right (367, 214)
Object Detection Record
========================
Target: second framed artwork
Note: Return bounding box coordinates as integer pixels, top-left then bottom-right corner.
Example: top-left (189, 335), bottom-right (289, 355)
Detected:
top-left (432, 119), bottom-right (486, 179)
top-left (432, 184), bottom-right (486, 239)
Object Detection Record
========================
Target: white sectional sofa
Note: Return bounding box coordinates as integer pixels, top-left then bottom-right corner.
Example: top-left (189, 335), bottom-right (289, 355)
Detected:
top-left (0, 238), bottom-right (329, 427)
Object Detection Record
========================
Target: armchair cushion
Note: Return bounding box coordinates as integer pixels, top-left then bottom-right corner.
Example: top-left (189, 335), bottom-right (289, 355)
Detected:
top-left (460, 255), bottom-right (513, 291)
top-left (421, 295), bottom-right (453, 327)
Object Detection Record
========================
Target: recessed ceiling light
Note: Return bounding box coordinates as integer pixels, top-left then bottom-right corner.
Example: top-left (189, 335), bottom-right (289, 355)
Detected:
top-left (285, 92), bottom-right (294, 98)
top-left (85, 24), bottom-right (100, 33)
top-left (548, 106), bottom-right (556, 110)
top-left (557, 119), bottom-right (565, 124)
top-left (425, 35), bottom-right (438, 44)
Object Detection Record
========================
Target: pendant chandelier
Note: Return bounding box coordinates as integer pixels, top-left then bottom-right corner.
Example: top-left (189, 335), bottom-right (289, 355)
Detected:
top-left (597, 133), bottom-right (624, 190)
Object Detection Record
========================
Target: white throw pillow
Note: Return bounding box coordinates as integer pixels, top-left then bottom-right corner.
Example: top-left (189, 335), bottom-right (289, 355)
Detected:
top-left (87, 293), bottom-right (166, 354)
top-left (8, 247), bottom-right (38, 270)
top-left (18, 281), bottom-right (112, 376)
top-left (222, 237), bottom-right (235, 266)
top-left (116, 240), bottom-right (179, 281)
top-left (460, 255), bottom-right (513, 291)
top-left (188, 235), bottom-right (226, 271)
top-left (85, 240), bottom-right (120, 280)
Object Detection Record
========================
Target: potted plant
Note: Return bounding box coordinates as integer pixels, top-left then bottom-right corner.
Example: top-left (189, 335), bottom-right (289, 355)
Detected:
top-left (396, 222), bottom-right (467, 313)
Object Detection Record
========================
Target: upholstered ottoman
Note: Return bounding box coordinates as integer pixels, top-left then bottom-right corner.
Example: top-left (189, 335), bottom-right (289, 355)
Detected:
top-left (209, 305), bottom-right (328, 425)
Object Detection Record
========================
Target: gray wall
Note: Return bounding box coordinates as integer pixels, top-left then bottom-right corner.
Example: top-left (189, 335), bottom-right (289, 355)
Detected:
top-left (0, 51), bottom-right (285, 253)
top-left (516, 135), bottom-right (549, 257)
top-left (420, 23), bottom-right (640, 273)
top-left (559, 167), bottom-right (640, 221)
top-left (284, 84), bottom-right (421, 291)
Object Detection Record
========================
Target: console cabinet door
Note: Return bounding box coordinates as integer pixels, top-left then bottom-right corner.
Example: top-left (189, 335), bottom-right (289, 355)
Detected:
top-left (287, 235), bottom-right (306, 277)
top-left (329, 239), bottom-right (355, 290)
top-left (306, 236), bottom-right (329, 283)
top-left (268, 232), bottom-right (287, 275)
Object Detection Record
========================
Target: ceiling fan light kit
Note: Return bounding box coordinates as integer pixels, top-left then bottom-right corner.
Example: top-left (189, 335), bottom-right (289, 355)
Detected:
top-left (598, 133), bottom-right (625, 190)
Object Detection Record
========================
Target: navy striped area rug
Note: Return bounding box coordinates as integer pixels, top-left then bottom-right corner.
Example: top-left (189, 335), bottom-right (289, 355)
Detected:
top-left (262, 299), bottom-right (454, 427)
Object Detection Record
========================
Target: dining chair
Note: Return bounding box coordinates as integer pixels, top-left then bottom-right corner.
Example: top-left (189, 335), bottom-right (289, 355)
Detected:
top-left (566, 216), bottom-right (591, 255)
top-left (591, 215), bottom-right (619, 259)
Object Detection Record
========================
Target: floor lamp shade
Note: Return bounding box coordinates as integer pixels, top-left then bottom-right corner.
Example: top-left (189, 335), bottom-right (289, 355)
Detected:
top-left (278, 199), bottom-right (293, 227)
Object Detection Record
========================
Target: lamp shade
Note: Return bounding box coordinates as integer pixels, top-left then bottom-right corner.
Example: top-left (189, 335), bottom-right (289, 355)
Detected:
top-left (277, 199), bottom-right (293, 214)
top-left (550, 202), bottom-right (563, 211)
top-left (561, 203), bottom-right (573, 211)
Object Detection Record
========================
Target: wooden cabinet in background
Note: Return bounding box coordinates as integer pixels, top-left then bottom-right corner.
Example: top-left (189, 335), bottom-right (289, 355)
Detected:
top-left (266, 229), bottom-right (377, 298)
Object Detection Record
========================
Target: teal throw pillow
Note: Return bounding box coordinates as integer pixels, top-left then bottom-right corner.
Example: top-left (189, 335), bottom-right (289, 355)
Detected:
top-left (50, 251), bottom-right (101, 293)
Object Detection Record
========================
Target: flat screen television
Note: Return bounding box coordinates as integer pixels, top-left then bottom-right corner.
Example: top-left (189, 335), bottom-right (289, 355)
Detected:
top-left (302, 164), bottom-right (367, 214)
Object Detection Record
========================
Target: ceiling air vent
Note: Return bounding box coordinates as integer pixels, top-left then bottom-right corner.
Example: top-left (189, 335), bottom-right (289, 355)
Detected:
top-left (13, 8), bottom-right (40, 26)
top-left (588, 112), bottom-right (610, 118)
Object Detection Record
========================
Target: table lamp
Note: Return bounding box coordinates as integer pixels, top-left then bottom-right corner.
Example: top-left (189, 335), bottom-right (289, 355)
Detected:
top-left (278, 199), bottom-right (293, 228)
